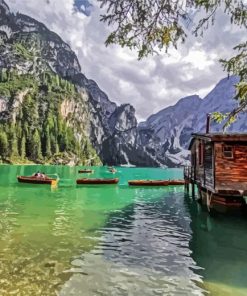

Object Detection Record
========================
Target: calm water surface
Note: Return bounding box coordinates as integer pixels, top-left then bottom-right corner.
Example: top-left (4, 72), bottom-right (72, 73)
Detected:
top-left (0, 165), bottom-right (247, 296)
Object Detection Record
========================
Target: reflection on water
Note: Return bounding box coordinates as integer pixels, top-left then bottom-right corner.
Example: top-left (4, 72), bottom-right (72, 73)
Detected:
top-left (103, 192), bottom-right (194, 274)
top-left (0, 165), bottom-right (247, 295)
top-left (186, 195), bottom-right (247, 296)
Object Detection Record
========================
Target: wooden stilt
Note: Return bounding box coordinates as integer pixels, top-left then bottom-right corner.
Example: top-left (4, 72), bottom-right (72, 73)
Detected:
top-left (192, 182), bottom-right (195, 198)
top-left (206, 191), bottom-right (213, 212)
top-left (186, 182), bottom-right (189, 193)
top-left (197, 186), bottom-right (202, 202)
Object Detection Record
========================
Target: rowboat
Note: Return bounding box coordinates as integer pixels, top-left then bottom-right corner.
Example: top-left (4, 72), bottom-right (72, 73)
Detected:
top-left (17, 176), bottom-right (58, 186)
top-left (128, 180), bottom-right (169, 186)
top-left (78, 169), bottom-right (94, 173)
top-left (168, 179), bottom-right (186, 185)
top-left (76, 178), bottom-right (119, 185)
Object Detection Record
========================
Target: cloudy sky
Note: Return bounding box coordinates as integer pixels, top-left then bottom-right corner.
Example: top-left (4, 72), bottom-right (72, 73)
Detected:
top-left (7, 0), bottom-right (245, 121)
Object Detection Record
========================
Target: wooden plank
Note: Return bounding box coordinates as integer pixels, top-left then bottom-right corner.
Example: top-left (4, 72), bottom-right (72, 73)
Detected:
top-left (215, 143), bottom-right (247, 190)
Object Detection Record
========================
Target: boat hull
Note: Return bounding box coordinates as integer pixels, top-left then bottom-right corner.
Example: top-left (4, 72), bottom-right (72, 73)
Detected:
top-left (128, 179), bottom-right (186, 186)
top-left (168, 180), bottom-right (186, 185)
top-left (17, 176), bottom-right (58, 186)
top-left (76, 178), bottom-right (119, 185)
top-left (128, 180), bottom-right (169, 186)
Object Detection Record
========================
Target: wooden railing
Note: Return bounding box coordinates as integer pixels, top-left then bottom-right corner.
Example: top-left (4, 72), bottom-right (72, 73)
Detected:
top-left (184, 166), bottom-right (195, 180)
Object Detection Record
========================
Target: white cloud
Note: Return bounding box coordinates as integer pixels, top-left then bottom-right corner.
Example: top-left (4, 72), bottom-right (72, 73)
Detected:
top-left (183, 45), bottom-right (217, 70)
top-left (6, 0), bottom-right (246, 121)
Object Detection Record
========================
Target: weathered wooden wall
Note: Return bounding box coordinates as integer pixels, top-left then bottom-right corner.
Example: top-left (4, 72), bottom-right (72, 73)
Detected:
top-left (192, 140), bottom-right (214, 190)
top-left (215, 142), bottom-right (247, 190)
top-left (204, 143), bottom-right (214, 188)
top-left (194, 140), bottom-right (204, 186)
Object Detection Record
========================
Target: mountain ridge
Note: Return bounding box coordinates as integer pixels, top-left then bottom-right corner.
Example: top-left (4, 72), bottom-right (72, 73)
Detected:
top-left (0, 0), bottom-right (245, 167)
top-left (138, 75), bottom-right (246, 167)
top-left (0, 0), bottom-right (159, 166)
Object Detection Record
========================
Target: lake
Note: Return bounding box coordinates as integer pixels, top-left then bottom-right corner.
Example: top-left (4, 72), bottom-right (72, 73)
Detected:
top-left (0, 165), bottom-right (247, 296)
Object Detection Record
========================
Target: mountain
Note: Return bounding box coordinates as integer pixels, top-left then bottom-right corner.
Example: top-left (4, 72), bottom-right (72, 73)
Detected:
top-left (138, 76), bottom-right (246, 167)
top-left (0, 0), bottom-right (100, 164)
top-left (193, 76), bottom-right (247, 132)
top-left (0, 0), bottom-right (157, 166)
top-left (0, 0), bottom-right (245, 167)
top-left (138, 95), bottom-right (202, 166)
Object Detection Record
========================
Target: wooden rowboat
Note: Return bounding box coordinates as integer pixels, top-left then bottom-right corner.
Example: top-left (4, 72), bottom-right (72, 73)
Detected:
top-left (78, 169), bottom-right (94, 174)
top-left (76, 178), bottom-right (119, 185)
top-left (128, 179), bottom-right (187, 186)
top-left (128, 180), bottom-right (169, 186)
top-left (168, 179), bottom-right (186, 185)
top-left (17, 176), bottom-right (58, 186)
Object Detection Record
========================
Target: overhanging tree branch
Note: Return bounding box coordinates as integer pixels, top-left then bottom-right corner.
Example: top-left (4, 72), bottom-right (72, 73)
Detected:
top-left (98, 0), bottom-right (247, 125)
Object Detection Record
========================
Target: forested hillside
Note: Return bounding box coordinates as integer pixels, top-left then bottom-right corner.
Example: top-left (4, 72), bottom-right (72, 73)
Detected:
top-left (0, 68), bottom-right (101, 165)
top-left (0, 0), bottom-right (159, 166)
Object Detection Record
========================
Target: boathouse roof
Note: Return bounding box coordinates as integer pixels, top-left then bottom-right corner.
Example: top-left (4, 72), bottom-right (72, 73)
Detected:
top-left (188, 133), bottom-right (247, 150)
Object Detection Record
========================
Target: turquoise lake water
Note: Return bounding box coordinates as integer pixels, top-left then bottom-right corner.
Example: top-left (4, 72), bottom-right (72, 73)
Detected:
top-left (0, 165), bottom-right (247, 295)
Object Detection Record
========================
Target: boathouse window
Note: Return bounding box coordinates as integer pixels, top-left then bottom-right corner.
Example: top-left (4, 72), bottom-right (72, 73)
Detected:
top-left (223, 145), bottom-right (234, 159)
top-left (198, 142), bottom-right (204, 165)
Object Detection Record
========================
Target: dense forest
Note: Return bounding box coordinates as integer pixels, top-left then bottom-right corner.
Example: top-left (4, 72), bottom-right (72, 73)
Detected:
top-left (0, 68), bottom-right (101, 165)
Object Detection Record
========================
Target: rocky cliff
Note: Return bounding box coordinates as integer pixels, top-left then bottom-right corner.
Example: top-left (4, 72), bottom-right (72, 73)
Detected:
top-left (0, 0), bottom-right (99, 164)
top-left (0, 0), bottom-right (158, 166)
top-left (0, 0), bottom-right (245, 167)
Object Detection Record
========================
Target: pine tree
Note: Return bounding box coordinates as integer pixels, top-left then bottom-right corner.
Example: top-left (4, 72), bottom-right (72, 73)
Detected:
top-left (55, 142), bottom-right (59, 154)
top-left (23, 95), bottom-right (33, 124)
top-left (0, 69), bottom-right (3, 82)
top-left (42, 72), bottom-right (47, 84)
top-left (83, 139), bottom-right (90, 160)
top-left (20, 135), bottom-right (26, 159)
top-left (50, 134), bottom-right (59, 154)
top-left (57, 114), bottom-right (63, 136)
top-left (6, 69), bottom-right (10, 82)
top-left (61, 131), bottom-right (69, 152)
top-left (55, 74), bottom-right (60, 87)
top-left (10, 133), bottom-right (19, 158)
top-left (0, 131), bottom-right (8, 159)
top-left (8, 124), bottom-right (19, 158)
top-left (45, 125), bottom-right (51, 158)
top-left (30, 129), bottom-right (42, 160)
top-left (0, 68), bottom-right (7, 82)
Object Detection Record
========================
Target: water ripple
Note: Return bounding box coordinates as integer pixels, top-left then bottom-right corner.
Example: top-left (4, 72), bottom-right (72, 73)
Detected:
top-left (59, 193), bottom-right (205, 295)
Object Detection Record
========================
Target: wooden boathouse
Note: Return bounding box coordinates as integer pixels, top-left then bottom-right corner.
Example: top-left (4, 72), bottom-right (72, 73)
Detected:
top-left (184, 133), bottom-right (247, 212)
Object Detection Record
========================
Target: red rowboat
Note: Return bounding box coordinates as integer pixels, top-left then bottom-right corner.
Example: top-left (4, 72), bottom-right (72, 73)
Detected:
top-left (76, 178), bottom-right (119, 185)
top-left (17, 176), bottom-right (58, 186)
top-left (168, 179), bottom-right (186, 185)
top-left (128, 180), bottom-right (169, 186)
